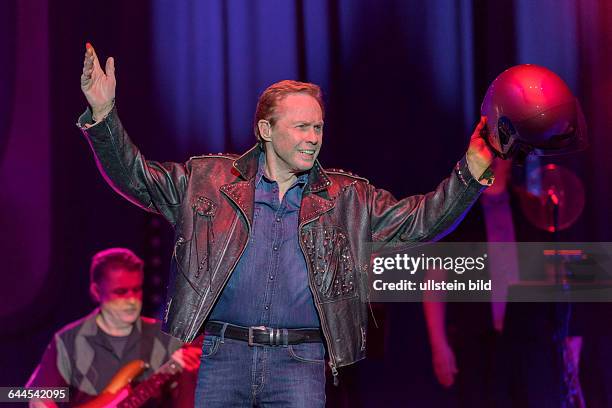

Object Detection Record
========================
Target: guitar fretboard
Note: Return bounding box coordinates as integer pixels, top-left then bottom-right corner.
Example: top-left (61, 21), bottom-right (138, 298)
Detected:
top-left (118, 360), bottom-right (181, 408)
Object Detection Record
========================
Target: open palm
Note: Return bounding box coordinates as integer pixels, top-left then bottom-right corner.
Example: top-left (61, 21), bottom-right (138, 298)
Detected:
top-left (80, 43), bottom-right (116, 119)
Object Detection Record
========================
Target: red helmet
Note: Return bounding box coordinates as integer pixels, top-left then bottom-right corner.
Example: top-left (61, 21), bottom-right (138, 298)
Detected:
top-left (481, 64), bottom-right (587, 159)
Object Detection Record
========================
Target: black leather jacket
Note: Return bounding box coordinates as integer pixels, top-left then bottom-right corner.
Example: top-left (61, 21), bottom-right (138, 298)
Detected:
top-left (78, 106), bottom-right (485, 376)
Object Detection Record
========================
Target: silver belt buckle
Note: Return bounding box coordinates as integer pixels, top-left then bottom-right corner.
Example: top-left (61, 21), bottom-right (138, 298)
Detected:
top-left (248, 325), bottom-right (267, 346)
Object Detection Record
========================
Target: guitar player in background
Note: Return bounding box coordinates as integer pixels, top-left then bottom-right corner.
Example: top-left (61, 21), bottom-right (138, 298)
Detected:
top-left (26, 248), bottom-right (202, 407)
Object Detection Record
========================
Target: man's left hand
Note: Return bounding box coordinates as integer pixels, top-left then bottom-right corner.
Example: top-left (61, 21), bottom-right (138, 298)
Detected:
top-left (171, 345), bottom-right (202, 372)
top-left (466, 116), bottom-right (495, 185)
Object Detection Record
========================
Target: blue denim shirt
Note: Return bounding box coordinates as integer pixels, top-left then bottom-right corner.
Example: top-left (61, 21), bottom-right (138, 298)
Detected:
top-left (208, 153), bottom-right (321, 328)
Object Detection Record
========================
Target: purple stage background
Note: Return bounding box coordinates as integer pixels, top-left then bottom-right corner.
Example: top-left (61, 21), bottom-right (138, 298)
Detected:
top-left (1, 0), bottom-right (611, 406)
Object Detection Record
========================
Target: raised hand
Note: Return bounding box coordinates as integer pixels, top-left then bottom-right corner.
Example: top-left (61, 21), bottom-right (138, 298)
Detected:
top-left (80, 43), bottom-right (116, 121)
top-left (466, 116), bottom-right (496, 185)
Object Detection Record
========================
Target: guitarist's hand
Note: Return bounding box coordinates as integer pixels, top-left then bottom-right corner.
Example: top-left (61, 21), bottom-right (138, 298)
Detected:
top-left (171, 345), bottom-right (202, 372)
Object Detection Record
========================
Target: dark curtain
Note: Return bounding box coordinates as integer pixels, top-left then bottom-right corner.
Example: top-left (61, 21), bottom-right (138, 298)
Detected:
top-left (0, 0), bottom-right (16, 160)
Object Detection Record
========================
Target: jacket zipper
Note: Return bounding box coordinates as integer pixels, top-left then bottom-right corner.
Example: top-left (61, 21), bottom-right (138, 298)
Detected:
top-left (298, 218), bottom-right (340, 386)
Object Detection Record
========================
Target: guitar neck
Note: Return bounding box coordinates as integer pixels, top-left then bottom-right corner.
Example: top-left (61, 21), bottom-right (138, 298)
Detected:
top-left (118, 358), bottom-right (182, 408)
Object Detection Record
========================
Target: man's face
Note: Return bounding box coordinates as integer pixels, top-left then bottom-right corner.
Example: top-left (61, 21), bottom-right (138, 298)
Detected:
top-left (264, 93), bottom-right (324, 174)
top-left (93, 267), bottom-right (143, 326)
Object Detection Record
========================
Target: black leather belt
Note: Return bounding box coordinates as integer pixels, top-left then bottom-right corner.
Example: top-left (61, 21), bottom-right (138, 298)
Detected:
top-left (205, 321), bottom-right (322, 346)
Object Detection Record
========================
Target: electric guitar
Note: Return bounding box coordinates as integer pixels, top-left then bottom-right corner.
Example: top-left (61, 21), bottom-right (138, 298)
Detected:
top-left (76, 357), bottom-right (181, 408)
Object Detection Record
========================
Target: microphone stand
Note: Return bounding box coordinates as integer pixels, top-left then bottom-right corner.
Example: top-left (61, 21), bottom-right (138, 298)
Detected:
top-left (547, 190), bottom-right (582, 408)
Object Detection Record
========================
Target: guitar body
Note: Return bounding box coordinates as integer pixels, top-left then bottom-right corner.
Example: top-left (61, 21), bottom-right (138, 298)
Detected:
top-left (75, 354), bottom-right (183, 408)
top-left (76, 360), bottom-right (146, 408)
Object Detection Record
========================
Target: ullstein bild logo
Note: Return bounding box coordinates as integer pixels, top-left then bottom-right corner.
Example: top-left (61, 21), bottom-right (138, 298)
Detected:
top-left (371, 253), bottom-right (488, 275)
top-left (372, 279), bottom-right (492, 291)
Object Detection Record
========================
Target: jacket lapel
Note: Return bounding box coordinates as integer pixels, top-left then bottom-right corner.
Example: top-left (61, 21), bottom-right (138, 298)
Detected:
top-left (300, 161), bottom-right (336, 225)
top-left (220, 144), bottom-right (260, 227)
top-left (299, 193), bottom-right (335, 226)
top-left (220, 179), bottom-right (256, 227)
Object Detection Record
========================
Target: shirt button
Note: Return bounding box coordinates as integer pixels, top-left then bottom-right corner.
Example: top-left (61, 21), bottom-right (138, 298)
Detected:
top-left (265, 305), bottom-right (270, 310)
top-left (273, 246), bottom-right (278, 251)
top-left (269, 275), bottom-right (274, 280)
top-left (276, 217), bottom-right (281, 222)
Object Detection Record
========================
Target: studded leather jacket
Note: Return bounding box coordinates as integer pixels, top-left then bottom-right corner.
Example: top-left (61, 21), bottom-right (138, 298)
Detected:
top-left (78, 106), bottom-right (485, 377)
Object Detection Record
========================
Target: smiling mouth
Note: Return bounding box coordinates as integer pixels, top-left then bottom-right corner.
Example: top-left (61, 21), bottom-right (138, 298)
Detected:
top-left (298, 149), bottom-right (316, 157)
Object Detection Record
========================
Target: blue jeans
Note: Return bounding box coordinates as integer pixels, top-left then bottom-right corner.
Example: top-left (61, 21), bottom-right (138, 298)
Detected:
top-left (195, 334), bottom-right (326, 407)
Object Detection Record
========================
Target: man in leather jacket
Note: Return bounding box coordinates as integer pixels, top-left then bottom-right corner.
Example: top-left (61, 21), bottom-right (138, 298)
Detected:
top-left (79, 43), bottom-right (494, 406)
